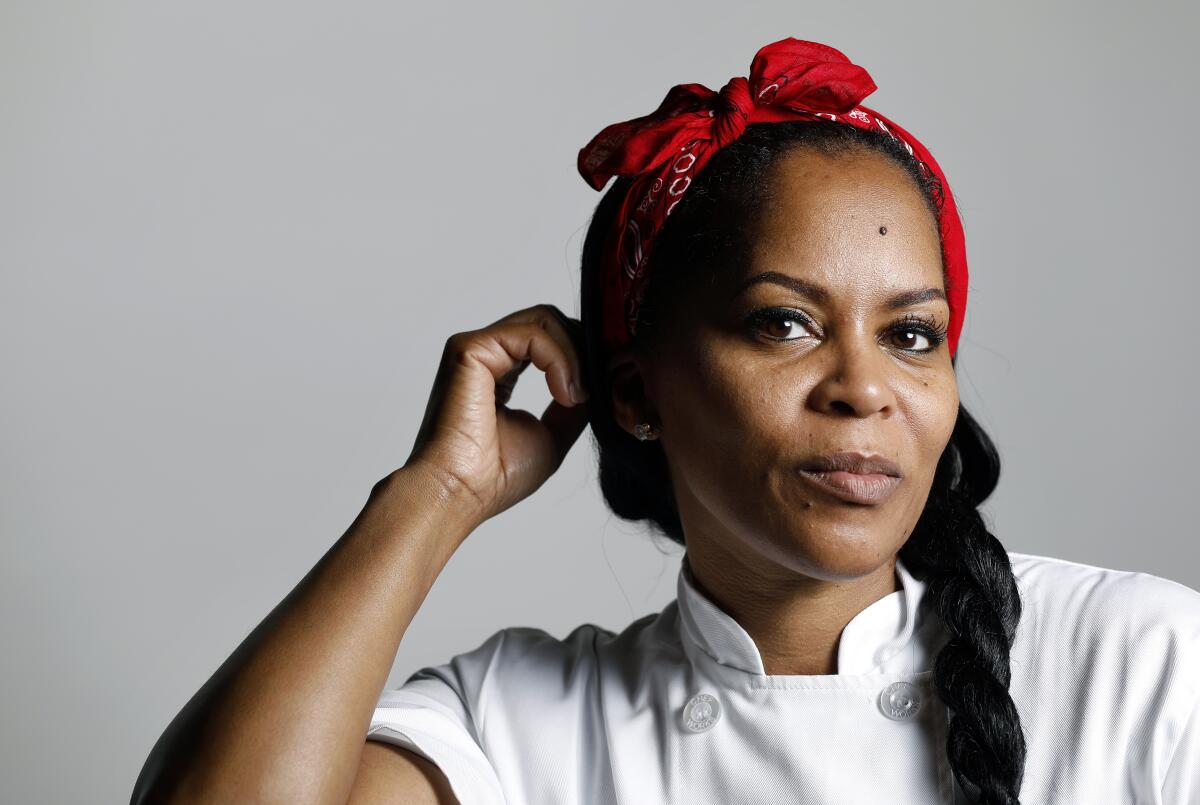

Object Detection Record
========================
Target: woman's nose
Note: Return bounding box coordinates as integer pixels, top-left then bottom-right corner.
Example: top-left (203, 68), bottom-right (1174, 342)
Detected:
top-left (805, 334), bottom-right (897, 418)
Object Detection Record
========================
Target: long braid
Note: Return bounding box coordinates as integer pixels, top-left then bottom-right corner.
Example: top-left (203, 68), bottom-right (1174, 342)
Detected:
top-left (902, 483), bottom-right (1026, 802)
top-left (578, 120), bottom-right (1029, 803)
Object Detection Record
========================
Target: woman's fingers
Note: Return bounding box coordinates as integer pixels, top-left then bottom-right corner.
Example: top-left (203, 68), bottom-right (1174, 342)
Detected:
top-left (475, 304), bottom-right (589, 408)
top-left (403, 302), bottom-right (593, 526)
top-left (538, 393), bottom-right (592, 467)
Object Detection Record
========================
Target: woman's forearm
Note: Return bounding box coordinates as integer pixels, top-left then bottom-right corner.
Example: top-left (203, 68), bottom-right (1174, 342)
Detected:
top-left (130, 462), bottom-right (483, 805)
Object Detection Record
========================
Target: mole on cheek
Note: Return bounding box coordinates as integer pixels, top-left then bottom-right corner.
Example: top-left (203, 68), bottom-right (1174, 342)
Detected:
top-left (879, 225), bottom-right (888, 235)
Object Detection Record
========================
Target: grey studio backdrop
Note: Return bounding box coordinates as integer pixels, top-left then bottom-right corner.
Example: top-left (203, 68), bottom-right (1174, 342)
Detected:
top-left (2, 2), bottom-right (1197, 803)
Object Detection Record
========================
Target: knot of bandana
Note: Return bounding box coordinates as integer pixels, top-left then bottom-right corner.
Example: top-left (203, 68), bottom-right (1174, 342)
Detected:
top-left (577, 36), bottom-right (969, 358)
top-left (713, 76), bottom-right (753, 149)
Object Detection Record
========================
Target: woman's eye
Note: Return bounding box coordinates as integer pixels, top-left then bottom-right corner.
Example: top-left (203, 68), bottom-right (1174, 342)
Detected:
top-left (889, 328), bottom-right (933, 352)
top-left (751, 310), bottom-right (813, 341)
top-left (747, 308), bottom-right (945, 352)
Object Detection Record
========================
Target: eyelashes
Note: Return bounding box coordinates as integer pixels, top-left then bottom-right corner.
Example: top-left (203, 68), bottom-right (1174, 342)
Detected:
top-left (743, 307), bottom-right (948, 354)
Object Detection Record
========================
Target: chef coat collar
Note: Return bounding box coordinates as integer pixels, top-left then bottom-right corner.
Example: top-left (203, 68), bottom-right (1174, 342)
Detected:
top-left (676, 553), bottom-right (929, 676)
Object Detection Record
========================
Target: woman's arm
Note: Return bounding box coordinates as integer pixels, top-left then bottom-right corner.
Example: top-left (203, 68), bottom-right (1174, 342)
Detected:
top-left (345, 741), bottom-right (459, 805)
top-left (130, 461), bottom-right (482, 805)
top-left (130, 302), bottom-right (591, 804)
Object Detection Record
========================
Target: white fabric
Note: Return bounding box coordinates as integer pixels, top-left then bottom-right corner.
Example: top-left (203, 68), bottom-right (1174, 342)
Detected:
top-left (366, 551), bottom-right (1200, 803)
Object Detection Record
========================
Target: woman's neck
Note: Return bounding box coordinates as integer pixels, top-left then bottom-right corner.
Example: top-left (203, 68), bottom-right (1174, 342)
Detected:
top-left (683, 543), bottom-right (903, 676)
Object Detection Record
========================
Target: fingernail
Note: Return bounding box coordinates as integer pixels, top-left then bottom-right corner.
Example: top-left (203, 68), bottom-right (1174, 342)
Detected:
top-left (569, 381), bottom-right (587, 404)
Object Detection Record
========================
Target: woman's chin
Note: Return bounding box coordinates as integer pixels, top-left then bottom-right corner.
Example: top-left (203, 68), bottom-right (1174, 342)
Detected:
top-left (756, 527), bottom-right (904, 581)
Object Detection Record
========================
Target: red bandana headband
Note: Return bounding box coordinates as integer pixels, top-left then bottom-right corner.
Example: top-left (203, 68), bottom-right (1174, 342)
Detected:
top-left (577, 37), bottom-right (967, 358)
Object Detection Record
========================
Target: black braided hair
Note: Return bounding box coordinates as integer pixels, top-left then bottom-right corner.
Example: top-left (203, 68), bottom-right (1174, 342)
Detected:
top-left (577, 120), bottom-right (1027, 803)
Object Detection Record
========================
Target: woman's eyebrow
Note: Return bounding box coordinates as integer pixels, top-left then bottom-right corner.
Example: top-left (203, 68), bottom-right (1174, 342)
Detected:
top-left (734, 271), bottom-right (947, 309)
top-left (884, 286), bottom-right (947, 309)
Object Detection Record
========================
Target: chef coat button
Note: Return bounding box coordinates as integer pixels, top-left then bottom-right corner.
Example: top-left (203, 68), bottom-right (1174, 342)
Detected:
top-left (879, 681), bottom-right (922, 720)
top-left (681, 692), bottom-right (721, 733)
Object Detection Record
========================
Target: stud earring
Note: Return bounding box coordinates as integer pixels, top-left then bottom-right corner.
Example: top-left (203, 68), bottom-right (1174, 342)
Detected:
top-left (634, 422), bottom-right (660, 441)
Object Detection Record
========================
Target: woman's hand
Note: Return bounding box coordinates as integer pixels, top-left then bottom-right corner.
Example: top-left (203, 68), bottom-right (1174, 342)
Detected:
top-left (399, 303), bottom-right (592, 528)
top-left (130, 308), bottom-right (593, 805)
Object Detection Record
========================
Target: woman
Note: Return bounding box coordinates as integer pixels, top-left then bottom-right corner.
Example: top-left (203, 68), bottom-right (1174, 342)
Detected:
top-left (131, 38), bottom-right (1200, 804)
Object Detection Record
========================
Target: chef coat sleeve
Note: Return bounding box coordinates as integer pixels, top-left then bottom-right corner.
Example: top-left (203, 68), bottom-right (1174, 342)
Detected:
top-left (365, 628), bottom-right (509, 805)
top-left (1162, 684), bottom-right (1200, 803)
top-left (1155, 572), bottom-right (1200, 804)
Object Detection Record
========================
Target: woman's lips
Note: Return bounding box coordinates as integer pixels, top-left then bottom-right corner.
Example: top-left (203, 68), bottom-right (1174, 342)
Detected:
top-left (796, 469), bottom-right (902, 505)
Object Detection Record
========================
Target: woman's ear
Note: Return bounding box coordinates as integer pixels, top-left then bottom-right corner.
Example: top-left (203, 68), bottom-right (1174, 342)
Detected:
top-left (606, 347), bottom-right (657, 437)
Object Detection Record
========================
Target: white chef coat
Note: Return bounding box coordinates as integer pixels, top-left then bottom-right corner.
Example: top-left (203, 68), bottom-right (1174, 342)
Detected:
top-left (366, 550), bottom-right (1200, 803)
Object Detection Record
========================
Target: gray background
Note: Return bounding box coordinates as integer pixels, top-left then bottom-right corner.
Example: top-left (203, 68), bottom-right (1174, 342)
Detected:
top-left (3, 1), bottom-right (1197, 802)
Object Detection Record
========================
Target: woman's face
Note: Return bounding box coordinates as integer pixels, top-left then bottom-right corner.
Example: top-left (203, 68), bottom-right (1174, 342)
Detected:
top-left (627, 146), bottom-right (959, 582)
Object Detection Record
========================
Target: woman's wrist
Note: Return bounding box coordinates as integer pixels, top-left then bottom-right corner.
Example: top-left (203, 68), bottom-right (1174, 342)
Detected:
top-left (368, 461), bottom-right (486, 561)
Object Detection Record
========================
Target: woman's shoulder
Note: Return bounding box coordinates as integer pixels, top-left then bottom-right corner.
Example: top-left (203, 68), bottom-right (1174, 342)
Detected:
top-left (1006, 549), bottom-right (1200, 627)
top-left (1005, 549), bottom-right (1200, 681)
top-left (402, 604), bottom-right (681, 700)
top-left (1002, 551), bottom-right (1200, 793)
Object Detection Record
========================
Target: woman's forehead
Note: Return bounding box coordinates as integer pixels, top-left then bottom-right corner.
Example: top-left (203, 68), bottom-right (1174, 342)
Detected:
top-left (739, 149), bottom-right (945, 297)
top-left (754, 149), bottom-right (939, 241)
